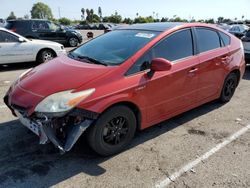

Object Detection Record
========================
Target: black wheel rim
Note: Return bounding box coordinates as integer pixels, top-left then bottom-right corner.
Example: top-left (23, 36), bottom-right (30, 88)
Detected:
top-left (224, 78), bottom-right (236, 97)
top-left (103, 116), bottom-right (129, 145)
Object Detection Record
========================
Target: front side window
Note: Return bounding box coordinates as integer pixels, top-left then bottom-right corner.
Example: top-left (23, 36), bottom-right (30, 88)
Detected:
top-left (70, 30), bottom-right (160, 66)
top-left (127, 29), bottom-right (194, 75)
top-left (0, 31), bottom-right (18, 43)
top-left (196, 28), bottom-right (221, 53)
top-left (152, 29), bottom-right (193, 61)
top-left (48, 22), bottom-right (60, 31)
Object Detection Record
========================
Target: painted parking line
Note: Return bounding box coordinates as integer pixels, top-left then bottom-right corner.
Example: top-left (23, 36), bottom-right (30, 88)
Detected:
top-left (155, 123), bottom-right (250, 188)
top-left (0, 105), bottom-right (7, 109)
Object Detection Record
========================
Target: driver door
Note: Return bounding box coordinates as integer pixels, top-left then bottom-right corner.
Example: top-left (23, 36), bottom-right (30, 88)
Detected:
top-left (0, 30), bottom-right (32, 64)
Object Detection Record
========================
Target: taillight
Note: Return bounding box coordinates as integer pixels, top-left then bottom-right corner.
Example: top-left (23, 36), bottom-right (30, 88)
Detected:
top-left (11, 28), bottom-right (16, 32)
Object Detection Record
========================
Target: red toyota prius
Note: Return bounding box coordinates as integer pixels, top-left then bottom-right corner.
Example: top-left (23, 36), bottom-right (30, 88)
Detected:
top-left (4, 23), bottom-right (245, 156)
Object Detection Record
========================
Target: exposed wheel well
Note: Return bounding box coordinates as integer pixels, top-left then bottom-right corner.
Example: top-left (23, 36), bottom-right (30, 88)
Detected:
top-left (230, 69), bottom-right (241, 86)
top-left (36, 48), bottom-right (57, 62)
top-left (103, 102), bottom-right (142, 131)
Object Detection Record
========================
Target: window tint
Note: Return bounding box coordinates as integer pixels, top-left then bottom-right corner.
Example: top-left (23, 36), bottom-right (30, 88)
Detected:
top-left (219, 32), bottom-right (231, 46)
top-left (0, 31), bottom-right (18, 43)
top-left (126, 50), bottom-right (153, 75)
top-left (196, 28), bottom-right (221, 53)
top-left (153, 29), bottom-right (193, 61)
top-left (126, 29), bottom-right (194, 75)
top-left (72, 30), bottom-right (159, 66)
top-left (246, 31), bottom-right (250, 38)
top-left (32, 21), bottom-right (49, 30)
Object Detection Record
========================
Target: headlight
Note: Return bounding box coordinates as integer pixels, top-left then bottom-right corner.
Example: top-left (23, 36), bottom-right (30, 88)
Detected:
top-left (35, 89), bottom-right (95, 113)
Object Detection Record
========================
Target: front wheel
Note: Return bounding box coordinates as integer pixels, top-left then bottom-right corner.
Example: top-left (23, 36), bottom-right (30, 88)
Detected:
top-left (219, 73), bottom-right (238, 103)
top-left (68, 37), bottom-right (79, 47)
top-left (37, 49), bottom-right (55, 64)
top-left (87, 106), bottom-right (136, 156)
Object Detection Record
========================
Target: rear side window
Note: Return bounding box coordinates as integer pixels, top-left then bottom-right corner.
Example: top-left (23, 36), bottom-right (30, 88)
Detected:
top-left (153, 29), bottom-right (194, 61)
top-left (196, 28), bottom-right (221, 53)
top-left (219, 32), bottom-right (231, 46)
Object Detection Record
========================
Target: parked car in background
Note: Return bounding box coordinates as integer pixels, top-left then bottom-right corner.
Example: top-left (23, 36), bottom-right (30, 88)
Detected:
top-left (242, 30), bottom-right (250, 63)
top-left (229, 24), bottom-right (249, 38)
top-left (4, 23), bottom-right (245, 156)
top-left (5, 19), bottom-right (83, 47)
top-left (0, 27), bottom-right (66, 64)
top-left (216, 23), bottom-right (231, 32)
top-left (0, 19), bottom-right (5, 27)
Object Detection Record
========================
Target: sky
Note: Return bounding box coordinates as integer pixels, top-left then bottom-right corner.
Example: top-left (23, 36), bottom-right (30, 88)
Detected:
top-left (0, 0), bottom-right (249, 21)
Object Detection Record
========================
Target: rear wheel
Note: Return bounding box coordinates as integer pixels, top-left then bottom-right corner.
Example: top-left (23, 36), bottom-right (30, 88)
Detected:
top-left (87, 106), bottom-right (136, 156)
top-left (219, 73), bottom-right (238, 103)
top-left (37, 49), bottom-right (55, 64)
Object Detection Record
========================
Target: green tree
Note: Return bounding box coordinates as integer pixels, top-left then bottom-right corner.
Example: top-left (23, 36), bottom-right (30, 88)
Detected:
top-left (123, 18), bottom-right (133, 24)
top-left (81, 8), bottom-right (85, 20)
top-left (7, 11), bottom-right (16, 20)
top-left (205, 18), bottom-right (215, 24)
top-left (98, 6), bottom-right (102, 21)
top-left (58, 17), bottom-right (72, 25)
top-left (217, 17), bottom-right (224, 23)
top-left (30, 2), bottom-right (53, 20)
top-left (103, 11), bottom-right (122, 23)
top-left (24, 14), bottom-right (29, 19)
top-left (161, 17), bottom-right (169, 22)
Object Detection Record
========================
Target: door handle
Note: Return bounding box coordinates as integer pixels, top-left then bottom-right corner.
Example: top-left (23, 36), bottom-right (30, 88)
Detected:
top-left (221, 56), bottom-right (230, 64)
top-left (188, 68), bottom-right (198, 73)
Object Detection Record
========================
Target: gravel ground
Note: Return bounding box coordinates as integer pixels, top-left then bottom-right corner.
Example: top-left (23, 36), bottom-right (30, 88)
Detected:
top-left (0, 31), bottom-right (250, 187)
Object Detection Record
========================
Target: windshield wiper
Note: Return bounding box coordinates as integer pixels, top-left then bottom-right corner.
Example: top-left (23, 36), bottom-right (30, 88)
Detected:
top-left (76, 55), bottom-right (108, 66)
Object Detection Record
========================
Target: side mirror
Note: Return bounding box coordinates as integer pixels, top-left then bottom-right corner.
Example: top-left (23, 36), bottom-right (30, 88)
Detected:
top-left (150, 58), bottom-right (172, 72)
top-left (147, 58), bottom-right (172, 78)
top-left (18, 38), bottom-right (26, 43)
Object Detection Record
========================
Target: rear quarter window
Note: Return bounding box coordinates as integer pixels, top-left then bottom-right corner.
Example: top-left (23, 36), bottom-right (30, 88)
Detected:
top-left (196, 28), bottom-right (221, 53)
top-left (219, 31), bottom-right (231, 46)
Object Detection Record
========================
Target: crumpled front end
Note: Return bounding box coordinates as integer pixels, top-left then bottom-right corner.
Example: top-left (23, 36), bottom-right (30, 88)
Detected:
top-left (4, 93), bottom-right (98, 153)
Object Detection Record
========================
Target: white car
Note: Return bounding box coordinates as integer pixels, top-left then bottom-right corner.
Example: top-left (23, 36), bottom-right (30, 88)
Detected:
top-left (0, 28), bottom-right (66, 64)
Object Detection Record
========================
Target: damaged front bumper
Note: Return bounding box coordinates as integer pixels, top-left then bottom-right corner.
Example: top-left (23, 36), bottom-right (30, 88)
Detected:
top-left (4, 94), bottom-right (98, 153)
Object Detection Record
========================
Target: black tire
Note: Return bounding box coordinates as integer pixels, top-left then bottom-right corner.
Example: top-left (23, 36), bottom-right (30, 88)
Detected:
top-left (87, 105), bottom-right (136, 156)
top-left (219, 73), bottom-right (238, 103)
top-left (37, 49), bottom-right (55, 64)
top-left (68, 37), bottom-right (79, 47)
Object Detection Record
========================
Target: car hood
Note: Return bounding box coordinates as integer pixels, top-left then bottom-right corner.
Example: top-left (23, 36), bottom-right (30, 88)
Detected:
top-left (18, 55), bottom-right (114, 97)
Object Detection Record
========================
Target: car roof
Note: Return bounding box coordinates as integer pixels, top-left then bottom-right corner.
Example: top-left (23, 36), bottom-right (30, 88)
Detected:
top-left (117, 22), bottom-right (186, 32)
top-left (7, 19), bottom-right (49, 22)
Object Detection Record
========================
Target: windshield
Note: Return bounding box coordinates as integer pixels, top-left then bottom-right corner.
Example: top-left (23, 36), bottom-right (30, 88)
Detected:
top-left (70, 30), bottom-right (160, 66)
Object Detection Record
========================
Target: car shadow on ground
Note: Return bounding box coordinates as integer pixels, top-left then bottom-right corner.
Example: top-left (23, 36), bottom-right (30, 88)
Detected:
top-left (243, 65), bottom-right (250, 80)
top-left (0, 63), bottom-right (35, 72)
top-left (0, 66), bottom-right (249, 187)
top-left (0, 100), bottom-right (225, 187)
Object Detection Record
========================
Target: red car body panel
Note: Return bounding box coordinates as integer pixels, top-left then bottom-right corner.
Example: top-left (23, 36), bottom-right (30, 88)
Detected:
top-left (6, 23), bottom-right (245, 130)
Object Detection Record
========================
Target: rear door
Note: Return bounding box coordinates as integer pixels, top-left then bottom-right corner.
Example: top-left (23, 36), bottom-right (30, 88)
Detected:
top-left (33, 21), bottom-right (57, 41)
top-left (194, 27), bottom-right (230, 102)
